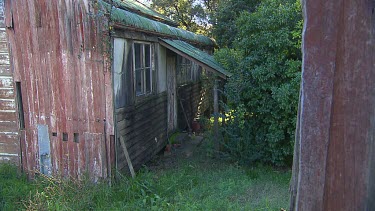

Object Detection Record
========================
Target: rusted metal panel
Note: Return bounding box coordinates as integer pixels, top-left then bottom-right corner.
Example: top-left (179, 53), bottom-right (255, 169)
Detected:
top-left (5, 0), bottom-right (114, 179)
top-left (291, 0), bottom-right (375, 210)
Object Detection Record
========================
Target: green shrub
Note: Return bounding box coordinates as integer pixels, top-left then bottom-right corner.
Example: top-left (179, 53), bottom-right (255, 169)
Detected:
top-left (215, 0), bottom-right (302, 166)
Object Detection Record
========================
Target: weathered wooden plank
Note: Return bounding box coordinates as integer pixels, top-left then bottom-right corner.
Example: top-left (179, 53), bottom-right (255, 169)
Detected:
top-left (118, 109), bottom-right (167, 137)
top-left (0, 76), bottom-right (13, 88)
top-left (0, 88), bottom-right (13, 99)
top-left (119, 136), bottom-right (135, 178)
top-left (0, 64), bottom-right (10, 75)
top-left (0, 121), bottom-right (17, 132)
top-left (0, 141), bottom-right (19, 154)
top-left (0, 99), bottom-right (14, 110)
top-left (0, 110), bottom-right (16, 120)
top-left (115, 92), bottom-right (167, 118)
top-left (117, 124), bottom-right (167, 169)
top-left (123, 118), bottom-right (166, 151)
top-left (117, 100), bottom-right (167, 130)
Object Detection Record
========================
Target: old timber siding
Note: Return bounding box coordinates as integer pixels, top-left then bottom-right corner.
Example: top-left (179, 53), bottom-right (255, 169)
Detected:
top-left (177, 82), bottom-right (209, 130)
top-left (116, 93), bottom-right (168, 172)
top-left (0, 0), bottom-right (19, 164)
top-left (6, 0), bottom-right (114, 178)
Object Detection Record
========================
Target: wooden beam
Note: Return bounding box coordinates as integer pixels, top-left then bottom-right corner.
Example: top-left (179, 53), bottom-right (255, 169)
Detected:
top-left (119, 136), bottom-right (135, 178)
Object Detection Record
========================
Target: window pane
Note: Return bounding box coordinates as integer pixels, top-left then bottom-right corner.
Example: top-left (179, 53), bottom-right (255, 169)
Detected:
top-left (135, 69), bottom-right (142, 95)
top-left (134, 43), bottom-right (141, 68)
top-left (146, 68), bottom-right (151, 92)
top-left (145, 44), bottom-right (151, 67)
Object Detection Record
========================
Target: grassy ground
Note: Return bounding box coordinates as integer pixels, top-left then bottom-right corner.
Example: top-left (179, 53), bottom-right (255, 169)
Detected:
top-left (0, 142), bottom-right (291, 211)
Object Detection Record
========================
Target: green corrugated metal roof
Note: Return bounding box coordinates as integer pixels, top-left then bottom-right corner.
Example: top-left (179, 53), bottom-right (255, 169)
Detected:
top-left (112, 0), bottom-right (178, 26)
top-left (160, 39), bottom-right (231, 78)
top-left (99, 1), bottom-right (215, 46)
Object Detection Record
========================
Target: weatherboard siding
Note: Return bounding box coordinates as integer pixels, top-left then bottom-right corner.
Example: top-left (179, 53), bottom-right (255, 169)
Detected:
top-left (0, 0), bottom-right (19, 164)
top-left (115, 92), bottom-right (168, 172)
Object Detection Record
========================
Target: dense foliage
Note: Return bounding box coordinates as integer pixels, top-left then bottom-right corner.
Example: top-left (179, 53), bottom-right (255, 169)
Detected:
top-left (215, 0), bottom-right (302, 166)
top-left (151, 0), bottom-right (219, 35)
top-left (211, 0), bottom-right (261, 48)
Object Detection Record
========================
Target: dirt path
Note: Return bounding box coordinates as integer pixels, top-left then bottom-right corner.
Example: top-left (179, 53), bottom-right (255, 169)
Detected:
top-left (146, 133), bottom-right (204, 171)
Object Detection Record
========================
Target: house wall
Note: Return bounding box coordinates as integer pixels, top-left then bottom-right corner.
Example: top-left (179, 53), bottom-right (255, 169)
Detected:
top-left (112, 34), bottom-right (168, 172)
top-left (115, 94), bottom-right (168, 171)
top-left (5, 0), bottom-right (114, 179)
top-left (0, 0), bottom-right (19, 164)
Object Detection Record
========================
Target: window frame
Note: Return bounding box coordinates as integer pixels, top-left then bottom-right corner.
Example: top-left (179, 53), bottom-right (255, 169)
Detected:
top-left (133, 41), bottom-right (154, 97)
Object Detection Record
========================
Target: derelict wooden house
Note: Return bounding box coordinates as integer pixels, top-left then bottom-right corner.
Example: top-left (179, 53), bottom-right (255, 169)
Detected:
top-left (0, 0), bottom-right (229, 178)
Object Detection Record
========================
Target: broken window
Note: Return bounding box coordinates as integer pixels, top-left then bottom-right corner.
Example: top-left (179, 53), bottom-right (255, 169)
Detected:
top-left (177, 55), bottom-right (201, 85)
top-left (133, 42), bottom-right (153, 96)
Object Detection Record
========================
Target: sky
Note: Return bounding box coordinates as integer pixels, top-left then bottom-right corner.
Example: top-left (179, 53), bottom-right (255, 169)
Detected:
top-left (137, 0), bottom-right (152, 6)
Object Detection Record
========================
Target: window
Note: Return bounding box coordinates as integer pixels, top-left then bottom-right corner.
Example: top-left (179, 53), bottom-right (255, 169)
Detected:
top-left (177, 56), bottom-right (192, 85)
top-left (177, 55), bottom-right (202, 85)
top-left (134, 42), bottom-right (153, 96)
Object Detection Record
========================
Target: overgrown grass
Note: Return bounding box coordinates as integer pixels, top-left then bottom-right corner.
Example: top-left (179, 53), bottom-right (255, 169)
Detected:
top-left (0, 149), bottom-right (290, 210)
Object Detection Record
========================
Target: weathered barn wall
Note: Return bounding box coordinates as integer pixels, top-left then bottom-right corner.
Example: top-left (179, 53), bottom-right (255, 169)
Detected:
top-left (177, 82), bottom-right (209, 131)
top-left (6, 0), bottom-right (114, 178)
top-left (290, 0), bottom-right (375, 210)
top-left (0, 0), bottom-right (19, 164)
top-left (115, 93), bottom-right (168, 171)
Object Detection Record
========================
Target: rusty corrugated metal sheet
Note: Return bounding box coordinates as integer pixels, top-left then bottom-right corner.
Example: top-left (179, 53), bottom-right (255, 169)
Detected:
top-left (6, 0), bottom-right (114, 179)
top-left (0, 0), bottom-right (20, 164)
top-left (291, 0), bottom-right (375, 210)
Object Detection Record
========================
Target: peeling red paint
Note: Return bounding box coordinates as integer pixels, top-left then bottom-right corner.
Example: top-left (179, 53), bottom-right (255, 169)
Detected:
top-left (4, 0), bottom-right (114, 179)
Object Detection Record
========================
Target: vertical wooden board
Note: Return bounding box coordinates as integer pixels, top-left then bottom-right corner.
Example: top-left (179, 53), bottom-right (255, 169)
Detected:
top-left (19, 130), bottom-right (27, 171)
top-left (167, 53), bottom-right (177, 131)
top-left (49, 134), bottom-right (59, 175)
top-left (84, 132), bottom-right (104, 180)
top-left (4, 0), bottom-right (12, 29)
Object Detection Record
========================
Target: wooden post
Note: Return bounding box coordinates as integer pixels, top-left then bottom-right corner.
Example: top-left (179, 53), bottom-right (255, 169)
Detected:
top-left (290, 0), bottom-right (375, 210)
top-left (213, 79), bottom-right (219, 150)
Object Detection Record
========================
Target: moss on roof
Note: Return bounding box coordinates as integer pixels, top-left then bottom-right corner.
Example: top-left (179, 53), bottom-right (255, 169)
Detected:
top-left (98, 0), bottom-right (215, 46)
top-left (160, 39), bottom-right (230, 78)
top-left (111, 0), bottom-right (178, 26)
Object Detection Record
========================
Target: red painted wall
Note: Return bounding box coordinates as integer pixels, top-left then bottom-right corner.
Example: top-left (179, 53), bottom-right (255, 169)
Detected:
top-left (5, 0), bottom-right (114, 179)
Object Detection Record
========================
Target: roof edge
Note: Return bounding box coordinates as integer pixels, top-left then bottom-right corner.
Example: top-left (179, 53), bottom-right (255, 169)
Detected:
top-left (98, 0), bottom-right (216, 47)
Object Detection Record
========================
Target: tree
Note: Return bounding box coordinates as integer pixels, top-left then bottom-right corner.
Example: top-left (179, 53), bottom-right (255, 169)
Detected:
top-left (151, 0), bottom-right (217, 35)
top-left (215, 0), bottom-right (302, 166)
top-left (211, 0), bottom-right (260, 48)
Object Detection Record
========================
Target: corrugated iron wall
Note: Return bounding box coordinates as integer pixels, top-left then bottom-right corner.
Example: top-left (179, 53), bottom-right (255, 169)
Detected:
top-left (0, 0), bottom-right (20, 164)
top-left (5, 0), bottom-right (114, 179)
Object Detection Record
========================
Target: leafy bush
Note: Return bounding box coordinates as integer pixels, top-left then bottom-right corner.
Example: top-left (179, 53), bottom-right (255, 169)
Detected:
top-left (215, 0), bottom-right (302, 166)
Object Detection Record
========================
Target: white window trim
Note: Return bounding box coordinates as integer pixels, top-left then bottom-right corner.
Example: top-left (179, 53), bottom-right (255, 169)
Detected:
top-left (133, 42), bottom-right (153, 96)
